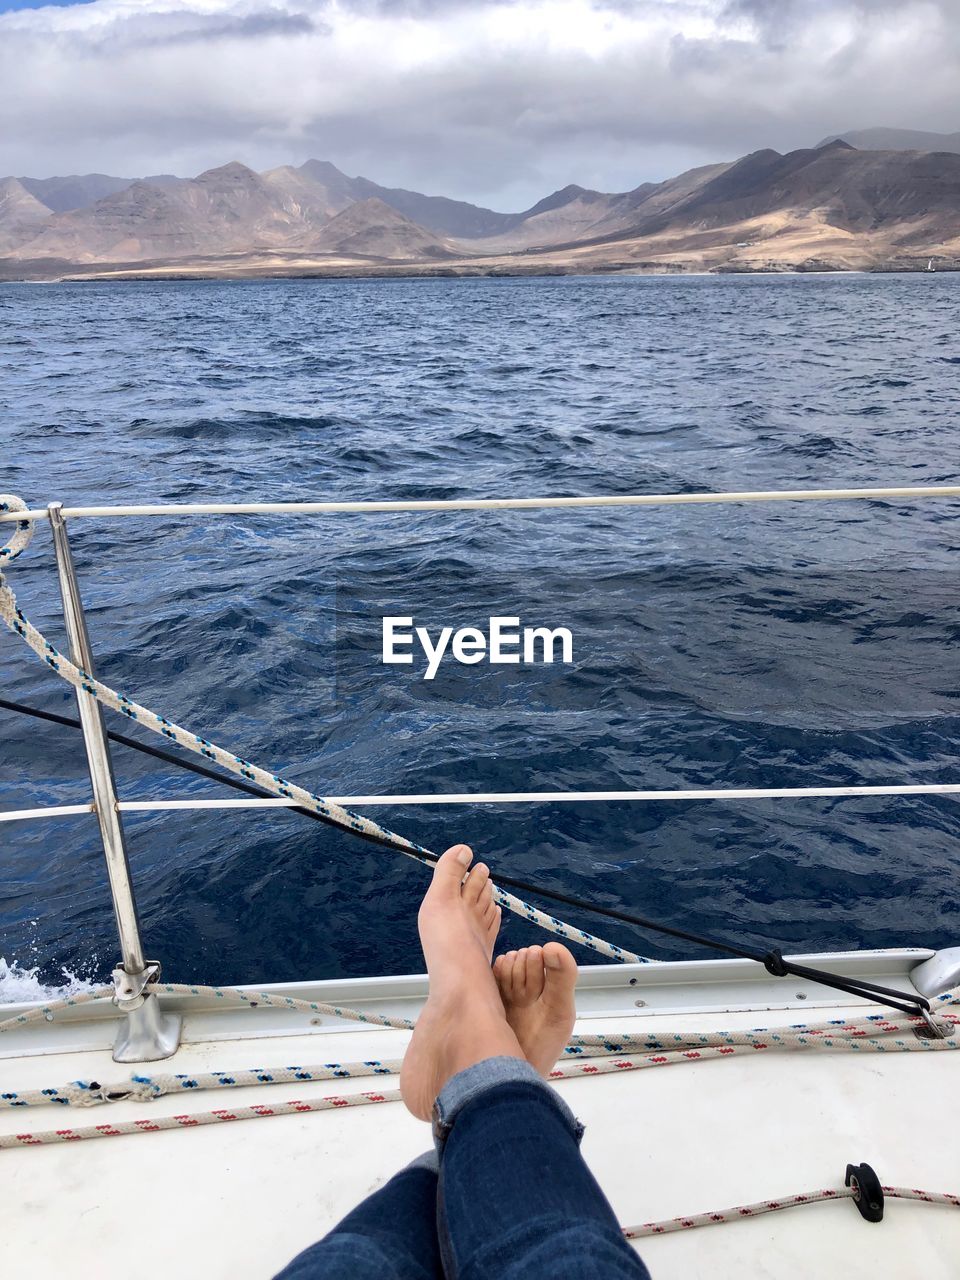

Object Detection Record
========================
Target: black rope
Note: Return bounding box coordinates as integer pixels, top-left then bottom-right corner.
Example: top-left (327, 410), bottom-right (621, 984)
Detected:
top-left (0, 695), bottom-right (931, 1017)
top-left (0, 696), bottom-right (339, 828)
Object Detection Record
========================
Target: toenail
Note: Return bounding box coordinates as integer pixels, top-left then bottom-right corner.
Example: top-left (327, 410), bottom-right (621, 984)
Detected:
top-left (453, 846), bottom-right (472, 866)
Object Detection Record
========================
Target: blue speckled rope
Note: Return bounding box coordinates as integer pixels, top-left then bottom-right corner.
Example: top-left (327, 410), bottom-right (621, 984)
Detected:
top-left (2, 985), bottom-right (955, 1110)
top-left (0, 495), bottom-right (648, 964)
top-left (0, 1059), bottom-right (404, 1109)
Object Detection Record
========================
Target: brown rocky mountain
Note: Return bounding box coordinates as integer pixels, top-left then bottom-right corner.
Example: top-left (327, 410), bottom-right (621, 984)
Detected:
top-left (470, 163), bottom-right (734, 251)
top-left (3, 158), bottom-right (520, 263)
top-left (2, 140), bottom-right (959, 279)
top-left (627, 141), bottom-right (960, 239)
top-left (0, 177), bottom-right (52, 252)
top-left (7, 162), bottom-right (329, 262)
top-left (171, 162), bottom-right (311, 245)
top-left (306, 197), bottom-right (459, 259)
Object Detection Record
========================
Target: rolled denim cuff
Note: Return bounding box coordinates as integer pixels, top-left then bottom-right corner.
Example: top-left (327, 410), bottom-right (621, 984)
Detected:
top-left (431, 1055), bottom-right (584, 1152)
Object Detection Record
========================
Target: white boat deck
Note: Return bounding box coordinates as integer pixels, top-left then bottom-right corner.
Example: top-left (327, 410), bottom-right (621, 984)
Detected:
top-left (2, 947), bottom-right (957, 1279)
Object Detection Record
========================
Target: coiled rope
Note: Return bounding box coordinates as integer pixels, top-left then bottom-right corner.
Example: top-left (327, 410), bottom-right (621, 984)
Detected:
top-left (1, 982), bottom-right (956, 1128)
top-left (4, 981), bottom-right (957, 1111)
top-left (0, 495), bottom-right (644, 965)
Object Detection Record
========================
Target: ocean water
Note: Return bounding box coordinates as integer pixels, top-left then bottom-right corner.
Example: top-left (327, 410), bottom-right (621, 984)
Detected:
top-left (1, 273), bottom-right (959, 995)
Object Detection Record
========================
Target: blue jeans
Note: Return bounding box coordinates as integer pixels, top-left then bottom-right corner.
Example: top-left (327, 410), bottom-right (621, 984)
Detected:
top-left (276, 1057), bottom-right (651, 1280)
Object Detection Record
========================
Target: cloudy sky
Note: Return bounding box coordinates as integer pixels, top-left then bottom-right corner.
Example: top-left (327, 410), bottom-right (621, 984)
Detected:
top-left (0, 0), bottom-right (957, 209)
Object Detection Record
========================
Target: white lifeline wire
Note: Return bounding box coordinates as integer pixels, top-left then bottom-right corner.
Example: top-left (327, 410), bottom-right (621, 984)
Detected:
top-left (5, 773), bottom-right (960, 826)
top-left (1, 804), bottom-right (95, 823)
top-left (2, 483), bottom-right (960, 522)
top-left (117, 784), bottom-right (958, 805)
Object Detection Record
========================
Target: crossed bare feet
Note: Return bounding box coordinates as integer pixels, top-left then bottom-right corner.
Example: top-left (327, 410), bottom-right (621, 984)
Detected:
top-left (400, 843), bottom-right (578, 1122)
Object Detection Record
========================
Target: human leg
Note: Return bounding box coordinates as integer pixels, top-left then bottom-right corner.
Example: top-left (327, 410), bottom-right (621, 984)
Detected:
top-left (434, 1062), bottom-right (651, 1280)
top-left (399, 848), bottom-right (650, 1280)
top-left (273, 1152), bottom-right (443, 1280)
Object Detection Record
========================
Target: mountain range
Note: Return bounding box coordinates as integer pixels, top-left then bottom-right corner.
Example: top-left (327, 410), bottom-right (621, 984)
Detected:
top-left (2, 130), bottom-right (959, 280)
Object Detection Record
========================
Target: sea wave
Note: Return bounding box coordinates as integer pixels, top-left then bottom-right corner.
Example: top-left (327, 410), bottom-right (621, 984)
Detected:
top-left (1, 273), bottom-right (958, 988)
top-left (0, 957), bottom-right (100, 1004)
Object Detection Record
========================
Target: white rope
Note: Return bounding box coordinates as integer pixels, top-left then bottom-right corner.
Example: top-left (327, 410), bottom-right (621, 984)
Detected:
top-left (623, 1184), bottom-right (960, 1238)
top-left (3, 484), bottom-right (960, 523)
top-left (0, 1090), bottom-right (402, 1147)
top-left (5, 995), bottom-right (956, 1109)
top-left (0, 1059), bottom-right (407, 1109)
top-left (1, 1004), bottom-right (956, 1144)
top-left (0, 981), bottom-right (415, 1036)
top-left (0, 986), bottom-right (115, 1031)
top-left (0, 986), bottom-right (954, 1153)
top-left (1, 1105), bottom-right (956, 1250)
top-left (113, 782), bottom-right (960, 804)
top-left (2, 1079), bottom-right (954, 1241)
top-left (6, 1020), bottom-right (957, 1110)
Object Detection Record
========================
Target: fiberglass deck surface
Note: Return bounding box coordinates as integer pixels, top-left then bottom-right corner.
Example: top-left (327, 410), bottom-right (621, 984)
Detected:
top-left (2, 964), bottom-right (957, 1279)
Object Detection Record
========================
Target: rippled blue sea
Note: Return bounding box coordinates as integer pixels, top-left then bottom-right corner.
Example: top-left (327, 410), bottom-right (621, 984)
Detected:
top-left (1, 273), bottom-right (959, 992)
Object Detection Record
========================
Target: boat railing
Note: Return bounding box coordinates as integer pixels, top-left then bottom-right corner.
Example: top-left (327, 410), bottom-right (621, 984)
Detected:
top-left (2, 484), bottom-right (959, 1060)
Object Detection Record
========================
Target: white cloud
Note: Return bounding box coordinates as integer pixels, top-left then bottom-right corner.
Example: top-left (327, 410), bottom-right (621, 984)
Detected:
top-left (0, 0), bottom-right (957, 208)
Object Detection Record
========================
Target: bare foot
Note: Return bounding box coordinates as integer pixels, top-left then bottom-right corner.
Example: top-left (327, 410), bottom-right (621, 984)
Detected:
top-left (493, 942), bottom-right (578, 1077)
top-left (400, 844), bottom-right (521, 1121)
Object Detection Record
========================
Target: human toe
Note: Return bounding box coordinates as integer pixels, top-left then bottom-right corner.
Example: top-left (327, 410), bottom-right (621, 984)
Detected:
top-left (541, 943), bottom-right (578, 1008)
top-left (428, 845), bottom-right (473, 895)
top-left (462, 861), bottom-right (490, 906)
